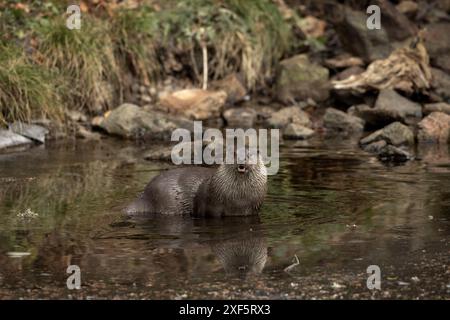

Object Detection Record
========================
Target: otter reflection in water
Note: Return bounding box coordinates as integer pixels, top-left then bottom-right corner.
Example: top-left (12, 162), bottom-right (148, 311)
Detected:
top-left (109, 215), bottom-right (268, 278)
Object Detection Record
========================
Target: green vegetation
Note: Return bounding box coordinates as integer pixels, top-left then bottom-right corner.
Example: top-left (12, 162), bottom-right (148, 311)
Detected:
top-left (0, 0), bottom-right (299, 125)
top-left (0, 43), bottom-right (63, 126)
top-left (37, 16), bottom-right (120, 112)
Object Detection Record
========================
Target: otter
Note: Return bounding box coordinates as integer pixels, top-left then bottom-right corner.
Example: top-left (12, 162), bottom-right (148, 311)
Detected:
top-left (125, 152), bottom-right (267, 217)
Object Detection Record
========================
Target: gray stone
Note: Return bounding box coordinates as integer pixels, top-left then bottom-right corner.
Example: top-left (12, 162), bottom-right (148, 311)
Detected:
top-left (0, 130), bottom-right (33, 150)
top-left (417, 112), bottom-right (450, 144)
top-left (323, 108), bottom-right (365, 134)
top-left (9, 122), bottom-right (49, 143)
top-left (100, 103), bottom-right (191, 140)
top-left (212, 73), bottom-right (247, 105)
top-left (431, 68), bottom-right (450, 100)
top-left (361, 140), bottom-right (387, 153)
top-left (424, 23), bottom-right (450, 60)
top-left (423, 102), bottom-right (450, 115)
top-left (360, 122), bottom-right (414, 147)
top-left (283, 123), bottom-right (314, 140)
top-left (334, 1), bottom-right (416, 62)
top-left (356, 90), bottom-right (422, 128)
top-left (377, 145), bottom-right (412, 162)
top-left (267, 106), bottom-right (312, 129)
top-left (276, 54), bottom-right (330, 104)
top-left (223, 108), bottom-right (257, 128)
top-left (66, 110), bottom-right (87, 122)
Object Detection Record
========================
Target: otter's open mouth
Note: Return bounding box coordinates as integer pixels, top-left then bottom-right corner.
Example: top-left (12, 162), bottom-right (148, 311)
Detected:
top-left (237, 164), bottom-right (246, 173)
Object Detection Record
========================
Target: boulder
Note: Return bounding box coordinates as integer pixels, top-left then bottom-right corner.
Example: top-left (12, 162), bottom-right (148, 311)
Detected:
top-left (100, 103), bottom-right (191, 140)
top-left (0, 130), bottom-right (33, 150)
top-left (323, 108), bottom-right (365, 134)
top-left (283, 123), bottom-right (314, 140)
top-left (223, 108), bottom-right (257, 128)
top-left (417, 112), bottom-right (450, 144)
top-left (356, 90), bottom-right (422, 128)
top-left (361, 140), bottom-right (387, 153)
top-left (431, 68), bottom-right (450, 100)
top-left (424, 23), bottom-right (450, 60)
top-left (334, 1), bottom-right (416, 62)
top-left (276, 54), bottom-right (329, 104)
top-left (433, 53), bottom-right (450, 73)
top-left (9, 122), bottom-right (49, 143)
top-left (159, 89), bottom-right (227, 120)
top-left (423, 102), bottom-right (450, 115)
top-left (267, 106), bottom-right (312, 129)
top-left (360, 122), bottom-right (414, 147)
top-left (377, 145), bottom-right (412, 162)
top-left (212, 73), bottom-right (247, 105)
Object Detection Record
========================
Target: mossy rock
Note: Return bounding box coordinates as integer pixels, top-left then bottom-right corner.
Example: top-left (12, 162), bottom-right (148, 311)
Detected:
top-left (276, 54), bottom-right (330, 104)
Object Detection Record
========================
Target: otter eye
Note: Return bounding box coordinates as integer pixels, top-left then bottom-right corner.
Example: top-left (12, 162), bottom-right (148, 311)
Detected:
top-left (237, 164), bottom-right (246, 172)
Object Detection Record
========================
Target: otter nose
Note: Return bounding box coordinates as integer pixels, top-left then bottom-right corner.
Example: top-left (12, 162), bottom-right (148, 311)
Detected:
top-left (237, 164), bottom-right (246, 173)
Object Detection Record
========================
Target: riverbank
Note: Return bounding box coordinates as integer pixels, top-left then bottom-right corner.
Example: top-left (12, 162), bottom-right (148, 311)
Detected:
top-left (0, 139), bottom-right (448, 299)
top-left (1, 0), bottom-right (450, 167)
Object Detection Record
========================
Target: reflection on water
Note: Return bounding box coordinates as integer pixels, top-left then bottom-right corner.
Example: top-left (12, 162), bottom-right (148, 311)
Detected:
top-left (0, 138), bottom-right (449, 299)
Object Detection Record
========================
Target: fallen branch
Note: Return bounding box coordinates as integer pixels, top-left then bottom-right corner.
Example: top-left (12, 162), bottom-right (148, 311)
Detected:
top-left (332, 31), bottom-right (431, 94)
top-left (284, 254), bottom-right (300, 273)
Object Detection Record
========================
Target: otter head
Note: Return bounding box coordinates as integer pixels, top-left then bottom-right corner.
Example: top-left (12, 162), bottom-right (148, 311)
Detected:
top-left (231, 148), bottom-right (266, 176)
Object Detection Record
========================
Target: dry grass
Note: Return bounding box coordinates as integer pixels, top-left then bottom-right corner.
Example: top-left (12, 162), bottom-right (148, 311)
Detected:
top-left (0, 43), bottom-right (63, 125)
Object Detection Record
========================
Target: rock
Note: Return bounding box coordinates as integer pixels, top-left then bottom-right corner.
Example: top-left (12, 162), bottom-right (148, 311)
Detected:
top-left (333, 66), bottom-right (365, 81)
top-left (212, 74), bottom-right (247, 105)
top-left (100, 103), bottom-right (190, 140)
top-left (431, 68), bottom-right (450, 100)
top-left (433, 53), bottom-right (450, 73)
top-left (66, 110), bottom-right (87, 122)
top-left (324, 54), bottom-right (364, 69)
top-left (357, 90), bottom-right (422, 128)
top-left (0, 130), bottom-right (33, 150)
top-left (360, 123), bottom-right (413, 162)
top-left (396, 1), bottom-right (418, 17)
top-left (423, 102), bottom-right (450, 115)
top-left (323, 108), bottom-right (365, 134)
top-left (360, 122), bottom-right (414, 147)
top-left (417, 112), bottom-right (450, 144)
top-left (8, 122), bottom-right (49, 143)
top-left (424, 23), bottom-right (450, 60)
top-left (159, 89), bottom-right (227, 120)
top-left (144, 140), bottom-right (224, 162)
top-left (377, 145), bottom-right (412, 162)
top-left (256, 106), bottom-right (276, 123)
top-left (276, 54), bottom-right (330, 104)
top-left (298, 16), bottom-right (326, 38)
top-left (347, 104), bottom-right (371, 117)
top-left (361, 140), bottom-right (387, 153)
top-left (267, 106), bottom-right (312, 129)
top-left (283, 124), bottom-right (314, 140)
top-left (91, 116), bottom-right (105, 128)
top-left (76, 125), bottom-right (101, 140)
top-left (334, 1), bottom-right (416, 62)
top-left (223, 108), bottom-right (257, 128)
top-left (140, 94), bottom-right (152, 104)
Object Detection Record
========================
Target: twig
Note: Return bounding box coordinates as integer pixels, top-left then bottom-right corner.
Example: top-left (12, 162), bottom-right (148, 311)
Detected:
top-left (284, 254), bottom-right (300, 273)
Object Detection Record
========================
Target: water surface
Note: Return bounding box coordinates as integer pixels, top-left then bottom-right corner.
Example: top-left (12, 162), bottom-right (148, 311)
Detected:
top-left (0, 138), bottom-right (448, 299)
